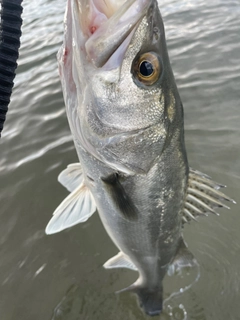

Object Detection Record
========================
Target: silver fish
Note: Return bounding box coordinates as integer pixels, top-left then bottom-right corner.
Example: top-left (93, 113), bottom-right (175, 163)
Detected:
top-left (46, 0), bottom-right (235, 316)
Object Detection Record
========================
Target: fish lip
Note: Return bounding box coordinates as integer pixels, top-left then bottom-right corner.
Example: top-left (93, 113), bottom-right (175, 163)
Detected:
top-left (84, 0), bottom-right (152, 68)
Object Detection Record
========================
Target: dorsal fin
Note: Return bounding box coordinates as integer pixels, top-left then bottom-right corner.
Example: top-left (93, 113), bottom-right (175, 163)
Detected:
top-left (182, 168), bottom-right (235, 224)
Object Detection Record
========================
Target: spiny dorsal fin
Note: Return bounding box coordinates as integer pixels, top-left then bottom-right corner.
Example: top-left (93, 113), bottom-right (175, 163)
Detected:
top-left (182, 168), bottom-right (235, 224)
top-left (45, 183), bottom-right (96, 235)
top-left (103, 251), bottom-right (138, 271)
top-left (58, 163), bottom-right (83, 192)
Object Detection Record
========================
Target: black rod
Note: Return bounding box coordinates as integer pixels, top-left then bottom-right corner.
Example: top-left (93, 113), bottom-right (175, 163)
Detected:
top-left (0, 0), bottom-right (23, 137)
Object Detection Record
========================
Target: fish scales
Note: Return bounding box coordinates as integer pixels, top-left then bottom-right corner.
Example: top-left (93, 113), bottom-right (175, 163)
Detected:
top-left (46, 0), bottom-right (234, 316)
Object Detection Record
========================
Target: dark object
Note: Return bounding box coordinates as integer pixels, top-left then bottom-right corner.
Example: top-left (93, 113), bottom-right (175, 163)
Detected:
top-left (0, 0), bottom-right (23, 137)
top-left (101, 173), bottom-right (138, 221)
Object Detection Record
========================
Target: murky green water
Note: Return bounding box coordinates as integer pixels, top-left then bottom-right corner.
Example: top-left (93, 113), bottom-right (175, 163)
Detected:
top-left (0, 0), bottom-right (239, 319)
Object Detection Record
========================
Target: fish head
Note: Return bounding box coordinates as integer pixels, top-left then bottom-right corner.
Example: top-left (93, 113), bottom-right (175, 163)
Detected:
top-left (60, 0), bottom-right (184, 174)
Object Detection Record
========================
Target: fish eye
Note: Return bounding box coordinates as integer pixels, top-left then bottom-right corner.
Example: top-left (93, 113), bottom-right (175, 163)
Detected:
top-left (133, 52), bottom-right (161, 86)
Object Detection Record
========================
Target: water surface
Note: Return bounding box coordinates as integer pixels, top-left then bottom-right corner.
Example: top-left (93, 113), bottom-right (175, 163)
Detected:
top-left (0, 0), bottom-right (239, 319)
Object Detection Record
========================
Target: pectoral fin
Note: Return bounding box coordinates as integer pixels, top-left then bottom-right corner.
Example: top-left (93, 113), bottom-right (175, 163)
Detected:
top-left (182, 168), bottom-right (235, 224)
top-left (45, 183), bottom-right (96, 235)
top-left (103, 252), bottom-right (138, 271)
top-left (58, 163), bottom-right (83, 192)
top-left (101, 174), bottom-right (138, 221)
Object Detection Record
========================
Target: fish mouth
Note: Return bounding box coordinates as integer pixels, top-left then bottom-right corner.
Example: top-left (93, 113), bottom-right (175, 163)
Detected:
top-left (77, 0), bottom-right (150, 69)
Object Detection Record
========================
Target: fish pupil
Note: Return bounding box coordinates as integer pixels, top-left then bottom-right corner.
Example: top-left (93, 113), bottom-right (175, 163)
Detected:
top-left (140, 60), bottom-right (154, 77)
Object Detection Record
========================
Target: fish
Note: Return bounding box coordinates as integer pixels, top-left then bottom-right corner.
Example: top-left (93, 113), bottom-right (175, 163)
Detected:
top-left (45, 0), bottom-right (235, 316)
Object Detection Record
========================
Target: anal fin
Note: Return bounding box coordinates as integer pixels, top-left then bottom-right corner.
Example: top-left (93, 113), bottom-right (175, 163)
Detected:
top-left (103, 251), bottom-right (138, 271)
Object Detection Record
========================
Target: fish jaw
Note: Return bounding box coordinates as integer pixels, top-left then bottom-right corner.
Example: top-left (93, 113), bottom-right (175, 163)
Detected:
top-left (71, 0), bottom-right (150, 69)
top-left (85, 0), bottom-right (150, 68)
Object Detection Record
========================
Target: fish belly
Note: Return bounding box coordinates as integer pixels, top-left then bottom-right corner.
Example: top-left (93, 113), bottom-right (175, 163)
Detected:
top-left (77, 142), bottom-right (187, 276)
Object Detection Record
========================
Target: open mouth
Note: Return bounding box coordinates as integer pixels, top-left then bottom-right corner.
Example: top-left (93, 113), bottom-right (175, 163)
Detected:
top-left (77, 0), bottom-right (150, 68)
top-left (85, 0), bottom-right (128, 35)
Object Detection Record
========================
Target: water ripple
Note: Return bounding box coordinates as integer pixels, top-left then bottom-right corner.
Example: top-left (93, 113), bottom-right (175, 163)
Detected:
top-left (0, 0), bottom-right (239, 319)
